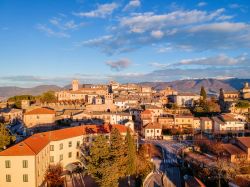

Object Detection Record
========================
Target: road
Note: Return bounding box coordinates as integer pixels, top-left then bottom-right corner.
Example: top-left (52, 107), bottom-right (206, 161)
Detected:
top-left (145, 140), bottom-right (184, 187)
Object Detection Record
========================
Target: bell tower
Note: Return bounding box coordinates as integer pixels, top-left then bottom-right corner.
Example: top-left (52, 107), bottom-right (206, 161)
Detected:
top-left (72, 80), bottom-right (79, 91)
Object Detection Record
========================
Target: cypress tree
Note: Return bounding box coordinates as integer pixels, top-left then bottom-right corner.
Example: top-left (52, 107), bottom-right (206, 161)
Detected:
top-left (125, 129), bottom-right (136, 176)
top-left (200, 86), bottom-right (207, 101)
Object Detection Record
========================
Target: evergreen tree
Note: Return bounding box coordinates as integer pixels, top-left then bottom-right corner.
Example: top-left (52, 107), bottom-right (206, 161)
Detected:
top-left (86, 135), bottom-right (111, 187)
top-left (125, 129), bottom-right (136, 186)
top-left (109, 128), bottom-right (127, 183)
top-left (200, 86), bottom-right (207, 101)
top-left (125, 129), bottom-right (136, 176)
top-left (0, 123), bottom-right (16, 150)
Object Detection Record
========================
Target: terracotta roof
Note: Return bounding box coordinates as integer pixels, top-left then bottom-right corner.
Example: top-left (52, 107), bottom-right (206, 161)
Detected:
top-left (25, 108), bottom-right (56, 115)
top-left (141, 110), bottom-right (152, 115)
top-left (0, 124), bottom-right (129, 156)
top-left (237, 137), bottom-right (250, 148)
top-left (200, 117), bottom-right (211, 121)
top-left (220, 114), bottom-right (237, 122)
top-left (144, 123), bottom-right (162, 129)
top-left (222, 143), bottom-right (246, 155)
top-left (175, 115), bottom-right (194, 119)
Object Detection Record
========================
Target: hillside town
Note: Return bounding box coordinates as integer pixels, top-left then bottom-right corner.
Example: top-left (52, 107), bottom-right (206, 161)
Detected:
top-left (0, 80), bottom-right (250, 187)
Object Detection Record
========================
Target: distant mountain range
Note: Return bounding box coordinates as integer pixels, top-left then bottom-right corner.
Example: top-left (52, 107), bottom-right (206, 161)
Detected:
top-left (138, 78), bottom-right (247, 94)
top-left (0, 85), bottom-right (62, 98)
top-left (0, 78), bottom-right (249, 98)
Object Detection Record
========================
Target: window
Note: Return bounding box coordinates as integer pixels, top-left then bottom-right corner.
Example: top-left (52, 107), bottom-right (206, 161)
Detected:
top-left (5, 160), bottom-right (11, 168)
top-left (68, 141), bottom-right (72, 147)
top-left (50, 145), bottom-right (54, 151)
top-left (36, 116), bottom-right (39, 119)
top-left (59, 154), bottom-right (63, 161)
top-left (157, 130), bottom-right (159, 133)
top-left (23, 160), bottom-right (28, 168)
top-left (76, 152), bottom-right (80, 158)
top-left (68, 152), bottom-right (72, 158)
top-left (50, 156), bottom-right (54, 163)
top-left (59, 143), bottom-right (63, 150)
top-left (23, 174), bottom-right (28, 182)
top-left (147, 130), bottom-right (150, 133)
top-left (6, 174), bottom-right (11, 182)
top-left (77, 141), bottom-right (80, 148)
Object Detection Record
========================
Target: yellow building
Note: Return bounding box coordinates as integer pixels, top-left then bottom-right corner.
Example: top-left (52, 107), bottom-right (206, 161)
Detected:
top-left (0, 124), bottom-right (129, 187)
top-left (23, 108), bottom-right (56, 128)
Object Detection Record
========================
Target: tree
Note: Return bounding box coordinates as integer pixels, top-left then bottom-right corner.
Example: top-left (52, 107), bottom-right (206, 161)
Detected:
top-left (200, 86), bottom-right (207, 101)
top-left (125, 129), bottom-right (136, 176)
top-left (135, 144), bottom-right (154, 180)
top-left (0, 123), bottom-right (16, 150)
top-left (7, 95), bottom-right (35, 108)
top-left (44, 164), bottom-right (64, 187)
top-left (85, 135), bottom-right (111, 187)
top-left (40, 91), bottom-right (57, 103)
top-left (236, 100), bottom-right (250, 109)
top-left (109, 128), bottom-right (127, 185)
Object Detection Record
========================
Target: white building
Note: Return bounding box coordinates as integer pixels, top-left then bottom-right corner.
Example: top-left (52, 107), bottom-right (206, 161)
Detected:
top-left (143, 123), bottom-right (162, 139)
top-left (170, 93), bottom-right (200, 107)
top-left (212, 114), bottom-right (245, 134)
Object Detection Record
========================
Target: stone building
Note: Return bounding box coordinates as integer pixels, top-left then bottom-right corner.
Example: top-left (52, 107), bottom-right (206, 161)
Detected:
top-left (23, 108), bottom-right (56, 128)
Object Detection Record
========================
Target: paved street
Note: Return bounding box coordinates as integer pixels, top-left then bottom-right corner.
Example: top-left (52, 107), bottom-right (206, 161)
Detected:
top-left (145, 140), bottom-right (184, 187)
top-left (143, 172), bottom-right (163, 187)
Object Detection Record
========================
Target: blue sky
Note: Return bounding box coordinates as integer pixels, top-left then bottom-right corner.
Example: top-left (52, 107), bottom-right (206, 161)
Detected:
top-left (0, 0), bottom-right (250, 87)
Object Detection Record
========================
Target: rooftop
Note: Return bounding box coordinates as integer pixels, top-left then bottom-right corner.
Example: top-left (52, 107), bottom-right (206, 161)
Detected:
top-left (0, 124), bottom-right (129, 156)
top-left (25, 108), bottom-right (56, 115)
top-left (237, 137), bottom-right (250, 148)
top-left (144, 122), bottom-right (162, 129)
top-left (222, 143), bottom-right (246, 155)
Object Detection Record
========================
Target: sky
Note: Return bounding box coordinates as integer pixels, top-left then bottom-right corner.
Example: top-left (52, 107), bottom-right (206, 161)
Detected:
top-left (0, 0), bottom-right (250, 87)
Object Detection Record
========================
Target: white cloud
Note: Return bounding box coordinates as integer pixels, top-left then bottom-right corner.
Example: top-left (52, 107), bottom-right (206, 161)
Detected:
top-left (189, 22), bottom-right (248, 33)
top-left (151, 30), bottom-right (164, 39)
top-left (172, 54), bottom-right (249, 67)
top-left (123, 0), bottom-right (141, 11)
top-left (150, 62), bottom-right (169, 68)
top-left (36, 24), bottom-right (70, 38)
top-left (73, 3), bottom-right (118, 18)
top-left (105, 59), bottom-right (132, 71)
top-left (49, 17), bottom-right (85, 30)
top-left (197, 2), bottom-right (207, 7)
top-left (119, 9), bottom-right (225, 33)
top-left (80, 8), bottom-right (250, 54)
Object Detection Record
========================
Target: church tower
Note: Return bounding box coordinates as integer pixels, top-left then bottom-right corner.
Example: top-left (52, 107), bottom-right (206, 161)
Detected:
top-left (72, 80), bottom-right (79, 91)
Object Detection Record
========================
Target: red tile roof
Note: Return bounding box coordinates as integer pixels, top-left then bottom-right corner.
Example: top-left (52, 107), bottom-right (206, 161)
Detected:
top-left (237, 137), bottom-right (250, 148)
top-left (0, 124), bottom-right (129, 156)
top-left (144, 122), bottom-right (162, 129)
top-left (25, 108), bottom-right (56, 115)
top-left (141, 110), bottom-right (152, 115)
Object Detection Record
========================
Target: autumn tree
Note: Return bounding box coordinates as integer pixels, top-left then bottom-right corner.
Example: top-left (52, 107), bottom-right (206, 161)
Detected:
top-left (44, 164), bottom-right (64, 187)
top-left (135, 144), bottom-right (154, 180)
